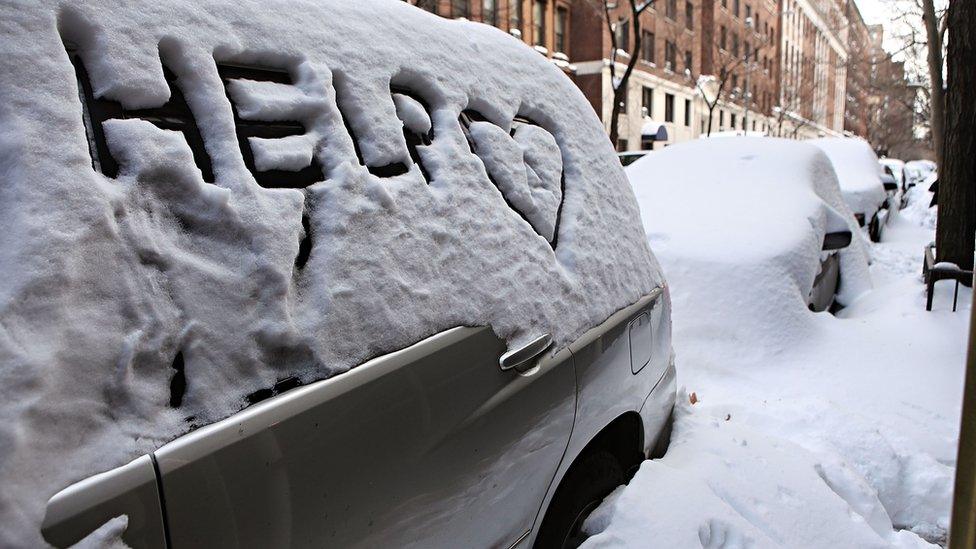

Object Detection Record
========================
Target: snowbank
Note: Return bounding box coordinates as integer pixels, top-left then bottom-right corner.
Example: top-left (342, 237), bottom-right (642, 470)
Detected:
top-left (812, 137), bottom-right (888, 220)
top-left (589, 168), bottom-right (963, 546)
top-left (0, 1), bottom-right (660, 544)
top-left (626, 137), bottom-right (872, 347)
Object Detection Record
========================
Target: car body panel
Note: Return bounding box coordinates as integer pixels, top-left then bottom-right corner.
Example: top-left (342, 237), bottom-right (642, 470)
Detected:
top-left (154, 326), bottom-right (576, 548)
top-left (40, 290), bottom-right (674, 548)
top-left (40, 455), bottom-right (166, 549)
top-left (525, 289), bottom-right (674, 546)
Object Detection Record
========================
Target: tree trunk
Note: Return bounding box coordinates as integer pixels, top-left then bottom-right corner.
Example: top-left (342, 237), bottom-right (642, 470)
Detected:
top-left (936, 0), bottom-right (976, 272)
top-left (605, 0), bottom-right (650, 150)
top-left (922, 0), bottom-right (945, 168)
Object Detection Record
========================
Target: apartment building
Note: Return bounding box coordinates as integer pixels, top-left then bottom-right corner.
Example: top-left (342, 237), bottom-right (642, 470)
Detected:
top-left (699, 0), bottom-right (780, 135)
top-left (843, 0), bottom-right (873, 137)
top-left (777, 0), bottom-right (848, 138)
top-left (403, 0), bottom-right (574, 66)
top-left (403, 0), bottom-right (912, 151)
top-left (568, 0), bottom-right (703, 151)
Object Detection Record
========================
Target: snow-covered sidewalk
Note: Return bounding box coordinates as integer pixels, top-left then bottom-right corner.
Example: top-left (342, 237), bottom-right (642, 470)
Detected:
top-left (582, 186), bottom-right (968, 548)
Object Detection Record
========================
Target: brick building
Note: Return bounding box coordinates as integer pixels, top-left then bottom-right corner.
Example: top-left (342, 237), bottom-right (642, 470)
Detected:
top-left (699, 0), bottom-right (780, 135)
top-left (569, 0), bottom-right (702, 150)
top-left (843, 0), bottom-right (872, 137)
top-left (404, 0), bottom-right (575, 64)
top-left (403, 0), bottom-right (913, 150)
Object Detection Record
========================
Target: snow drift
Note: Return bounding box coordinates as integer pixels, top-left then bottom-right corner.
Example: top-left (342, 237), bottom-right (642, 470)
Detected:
top-left (588, 144), bottom-right (959, 547)
top-left (0, 1), bottom-right (661, 544)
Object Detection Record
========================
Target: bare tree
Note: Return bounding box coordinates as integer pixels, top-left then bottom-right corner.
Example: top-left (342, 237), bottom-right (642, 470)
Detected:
top-left (884, 0), bottom-right (948, 161)
top-left (593, 0), bottom-right (655, 146)
top-left (921, 0), bottom-right (945, 167)
top-left (934, 0), bottom-right (976, 273)
top-left (697, 22), bottom-right (775, 136)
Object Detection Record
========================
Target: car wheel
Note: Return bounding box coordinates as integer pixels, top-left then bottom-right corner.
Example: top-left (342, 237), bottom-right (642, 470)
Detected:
top-left (534, 450), bottom-right (624, 549)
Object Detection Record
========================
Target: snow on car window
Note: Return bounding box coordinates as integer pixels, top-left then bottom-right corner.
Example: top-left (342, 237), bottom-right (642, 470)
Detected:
top-left (0, 1), bottom-right (660, 544)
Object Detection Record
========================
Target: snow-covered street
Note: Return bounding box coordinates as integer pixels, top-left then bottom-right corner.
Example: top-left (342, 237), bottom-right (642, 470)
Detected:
top-left (582, 185), bottom-right (968, 547)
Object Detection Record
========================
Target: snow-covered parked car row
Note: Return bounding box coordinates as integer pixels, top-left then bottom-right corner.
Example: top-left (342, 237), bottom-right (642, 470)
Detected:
top-left (1, 1), bottom-right (677, 547)
top-left (626, 137), bottom-right (872, 317)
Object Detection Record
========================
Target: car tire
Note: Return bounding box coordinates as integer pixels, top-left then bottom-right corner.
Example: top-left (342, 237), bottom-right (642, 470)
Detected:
top-left (534, 450), bottom-right (625, 549)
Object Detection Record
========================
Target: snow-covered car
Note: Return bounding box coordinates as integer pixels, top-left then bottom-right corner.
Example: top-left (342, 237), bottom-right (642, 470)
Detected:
top-left (1, 2), bottom-right (676, 548)
top-left (626, 137), bottom-right (871, 315)
top-left (880, 157), bottom-right (907, 190)
top-left (813, 138), bottom-right (891, 242)
top-left (905, 159), bottom-right (937, 188)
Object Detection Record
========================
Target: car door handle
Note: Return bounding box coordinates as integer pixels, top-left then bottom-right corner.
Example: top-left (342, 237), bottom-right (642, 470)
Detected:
top-left (499, 333), bottom-right (553, 372)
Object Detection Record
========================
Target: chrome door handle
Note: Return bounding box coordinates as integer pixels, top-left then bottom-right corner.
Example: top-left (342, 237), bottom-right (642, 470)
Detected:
top-left (500, 334), bottom-right (553, 372)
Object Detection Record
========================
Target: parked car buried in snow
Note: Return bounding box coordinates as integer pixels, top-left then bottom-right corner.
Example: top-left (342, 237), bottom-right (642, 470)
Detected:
top-left (1, 1), bottom-right (675, 548)
top-left (813, 138), bottom-right (892, 242)
top-left (625, 137), bottom-right (870, 314)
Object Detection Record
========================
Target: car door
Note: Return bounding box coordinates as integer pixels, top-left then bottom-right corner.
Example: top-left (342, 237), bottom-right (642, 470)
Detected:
top-left (153, 326), bottom-right (575, 548)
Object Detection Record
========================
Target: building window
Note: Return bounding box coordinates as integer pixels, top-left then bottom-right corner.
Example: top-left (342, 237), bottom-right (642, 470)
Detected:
top-left (685, 1), bottom-right (693, 29)
top-left (720, 26), bottom-right (727, 50)
top-left (452, 0), bottom-right (469, 18)
top-left (684, 98), bottom-right (691, 126)
top-left (745, 4), bottom-right (751, 21)
top-left (555, 6), bottom-right (568, 52)
top-left (719, 110), bottom-right (725, 126)
top-left (664, 93), bottom-right (675, 122)
top-left (745, 42), bottom-right (751, 61)
top-left (641, 31), bottom-right (655, 63)
top-left (615, 18), bottom-right (630, 51)
top-left (510, 0), bottom-right (523, 33)
top-left (732, 0), bottom-right (739, 17)
top-left (731, 112), bottom-right (737, 128)
top-left (685, 50), bottom-right (693, 73)
top-left (667, 0), bottom-right (677, 20)
top-left (617, 138), bottom-right (628, 152)
top-left (731, 33), bottom-right (739, 57)
top-left (413, 0), bottom-right (438, 12)
top-left (533, 0), bottom-right (546, 47)
top-left (483, 0), bottom-right (497, 24)
top-left (665, 40), bottom-right (677, 70)
top-left (642, 86), bottom-right (654, 117)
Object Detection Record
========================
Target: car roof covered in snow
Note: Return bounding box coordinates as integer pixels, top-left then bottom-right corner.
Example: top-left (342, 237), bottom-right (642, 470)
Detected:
top-left (0, 1), bottom-right (660, 544)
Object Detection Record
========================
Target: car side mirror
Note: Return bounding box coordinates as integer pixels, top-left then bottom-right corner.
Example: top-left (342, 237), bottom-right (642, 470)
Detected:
top-left (822, 230), bottom-right (852, 251)
top-left (881, 174), bottom-right (898, 191)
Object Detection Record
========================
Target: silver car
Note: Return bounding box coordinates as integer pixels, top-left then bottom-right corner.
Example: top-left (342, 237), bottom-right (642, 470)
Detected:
top-left (34, 2), bottom-right (676, 549)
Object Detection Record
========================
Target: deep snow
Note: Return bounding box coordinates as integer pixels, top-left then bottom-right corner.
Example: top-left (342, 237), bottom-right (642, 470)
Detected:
top-left (583, 178), bottom-right (966, 547)
top-left (0, 1), bottom-right (660, 544)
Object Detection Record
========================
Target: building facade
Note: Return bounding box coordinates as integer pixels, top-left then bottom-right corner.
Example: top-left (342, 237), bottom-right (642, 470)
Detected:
top-left (569, 0), bottom-right (703, 151)
top-left (699, 0), bottom-right (781, 135)
top-left (775, 0), bottom-right (850, 138)
top-left (403, 0), bottom-right (912, 151)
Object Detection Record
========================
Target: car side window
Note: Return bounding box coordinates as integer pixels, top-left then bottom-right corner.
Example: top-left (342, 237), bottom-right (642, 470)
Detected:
top-left (460, 110), bottom-right (564, 245)
top-left (65, 46), bottom-right (215, 183)
top-left (217, 63), bottom-right (325, 189)
top-left (391, 87), bottom-right (434, 183)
